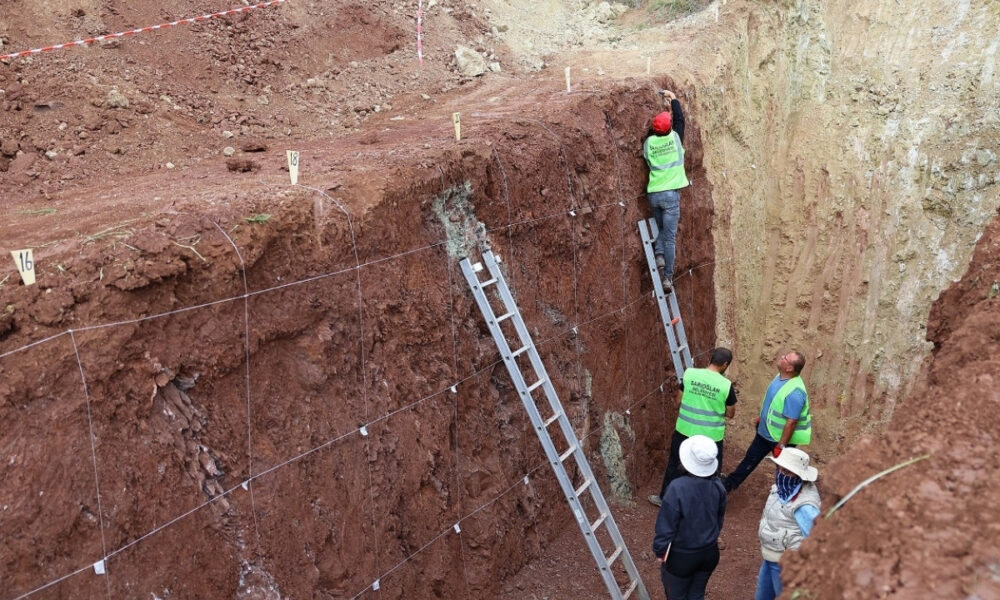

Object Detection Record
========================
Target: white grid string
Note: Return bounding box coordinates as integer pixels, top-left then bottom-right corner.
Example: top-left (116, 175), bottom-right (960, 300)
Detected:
top-left (7, 258), bottom-right (664, 600)
top-left (210, 220), bottom-right (263, 555)
top-left (67, 330), bottom-right (113, 600)
top-left (294, 183), bottom-right (381, 580)
top-left (1, 101), bottom-right (734, 598)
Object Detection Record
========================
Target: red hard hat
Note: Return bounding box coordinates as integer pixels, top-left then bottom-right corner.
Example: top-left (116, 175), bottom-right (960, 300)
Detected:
top-left (652, 111), bottom-right (672, 134)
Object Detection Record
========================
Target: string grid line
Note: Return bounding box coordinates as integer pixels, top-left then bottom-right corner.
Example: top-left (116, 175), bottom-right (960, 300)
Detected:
top-left (3, 102), bottom-right (730, 599)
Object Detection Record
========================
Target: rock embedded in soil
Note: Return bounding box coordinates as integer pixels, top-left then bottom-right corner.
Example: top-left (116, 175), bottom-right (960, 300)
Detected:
top-left (226, 157), bottom-right (259, 172)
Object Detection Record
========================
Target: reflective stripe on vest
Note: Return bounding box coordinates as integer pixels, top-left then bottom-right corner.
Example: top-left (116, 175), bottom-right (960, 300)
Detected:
top-left (644, 131), bottom-right (689, 193)
top-left (765, 376), bottom-right (811, 445)
top-left (675, 368), bottom-right (731, 442)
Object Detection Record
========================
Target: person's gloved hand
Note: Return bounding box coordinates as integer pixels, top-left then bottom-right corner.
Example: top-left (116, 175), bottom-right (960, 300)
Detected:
top-left (772, 444), bottom-right (783, 458)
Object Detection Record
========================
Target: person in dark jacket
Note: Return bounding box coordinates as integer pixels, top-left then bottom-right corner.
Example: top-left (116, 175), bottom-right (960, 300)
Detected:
top-left (652, 434), bottom-right (727, 600)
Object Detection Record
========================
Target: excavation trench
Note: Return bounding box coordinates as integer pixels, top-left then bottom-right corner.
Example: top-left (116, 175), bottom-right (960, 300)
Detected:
top-left (0, 80), bottom-right (719, 599)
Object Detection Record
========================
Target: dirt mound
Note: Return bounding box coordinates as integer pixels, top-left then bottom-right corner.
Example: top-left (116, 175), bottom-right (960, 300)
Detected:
top-left (782, 206), bottom-right (1000, 599)
top-left (0, 53), bottom-right (720, 596)
top-left (0, 0), bottom-right (497, 201)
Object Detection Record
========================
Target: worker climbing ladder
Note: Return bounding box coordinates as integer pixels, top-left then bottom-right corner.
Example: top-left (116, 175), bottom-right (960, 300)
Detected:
top-left (460, 250), bottom-right (649, 600)
top-left (638, 218), bottom-right (694, 379)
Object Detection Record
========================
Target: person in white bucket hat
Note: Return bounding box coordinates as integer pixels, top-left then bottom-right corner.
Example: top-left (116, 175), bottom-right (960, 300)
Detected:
top-left (754, 447), bottom-right (821, 600)
top-left (652, 435), bottom-right (727, 600)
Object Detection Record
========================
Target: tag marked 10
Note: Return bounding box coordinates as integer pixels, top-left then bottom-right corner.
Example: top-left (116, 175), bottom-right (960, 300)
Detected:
top-left (11, 249), bottom-right (35, 285)
top-left (453, 113), bottom-right (461, 141)
top-left (286, 150), bottom-right (300, 185)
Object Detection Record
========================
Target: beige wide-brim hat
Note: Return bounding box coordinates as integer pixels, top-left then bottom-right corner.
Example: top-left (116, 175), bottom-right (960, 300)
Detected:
top-left (679, 435), bottom-right (718, 478)
top-left (766, 447), bottom-right (818, 481)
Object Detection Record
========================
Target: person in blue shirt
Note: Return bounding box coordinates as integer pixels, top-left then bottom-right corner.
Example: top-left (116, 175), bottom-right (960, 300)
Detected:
top-left (723, 351), bottom-right (810, 493)
top-left (754, 447), bottom-right (821, 600)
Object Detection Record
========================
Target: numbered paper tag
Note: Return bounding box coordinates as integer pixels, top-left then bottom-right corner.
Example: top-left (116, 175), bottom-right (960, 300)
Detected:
top-left (286, 150), bottom-right (300, 185)
top-left (452, 112), bottom-right (461, 141)
top-left (11, 249), bottom-right (35, 286)
top-left (646, 56), bottom-right (651, 75)
top-left (565, 66), bottom-right (572, 92)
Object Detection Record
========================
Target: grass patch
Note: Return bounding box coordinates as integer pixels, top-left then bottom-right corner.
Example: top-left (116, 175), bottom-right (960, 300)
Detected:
top-left (648, 0), bottom-right (710, 20)
top-left (18, 207), bottom-right (57, 216)
top-left (84, 224), bottom-right (135, 243)
top-left (245, 213), bottom-right (272, 225)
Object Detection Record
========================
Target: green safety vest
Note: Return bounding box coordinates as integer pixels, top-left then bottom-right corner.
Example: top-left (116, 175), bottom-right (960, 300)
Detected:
top-left (644, 131), bottom-right (689, 193)
top-left (765, 376), bottom-right (812, 445)
top-left (675, 368), bottom-right (731, 441)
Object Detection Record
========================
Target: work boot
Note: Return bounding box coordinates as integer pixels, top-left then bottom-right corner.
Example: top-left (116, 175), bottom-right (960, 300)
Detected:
top-left (648, 494), bottom-right (663, 507)
top-left (655, 254), bottom-right (666, 270)
top-left (662, 277), bottom-right (673, 292)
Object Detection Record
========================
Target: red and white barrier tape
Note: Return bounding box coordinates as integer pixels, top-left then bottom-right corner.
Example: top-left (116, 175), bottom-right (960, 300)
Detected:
top-left (416, 0), bottom-right (424, 65)
top-left (0, 0), bottom-right (287, 62)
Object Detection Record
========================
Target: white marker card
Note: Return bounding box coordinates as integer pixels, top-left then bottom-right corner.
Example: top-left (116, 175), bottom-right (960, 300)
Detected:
top-left (11, 249), bottom-right (35, 286)
top-left (565, 66), bottom-right (571, 92)
top-left (452, 112), bottom-right (461, 141)
top-left (286, 150), bottom-right (300, 185)
top-left (647, 57), bottom-right (651, 75)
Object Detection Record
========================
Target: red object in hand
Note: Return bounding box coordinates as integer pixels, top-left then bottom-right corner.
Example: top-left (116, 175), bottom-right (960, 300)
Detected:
top-left (754, 416), bottom-right (761, 426)
top-left (772, 445), bottom-right (783, 458)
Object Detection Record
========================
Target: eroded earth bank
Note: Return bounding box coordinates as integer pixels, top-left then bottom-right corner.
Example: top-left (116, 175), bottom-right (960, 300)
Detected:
top-left (2, 1), bottom-right (1000, 599)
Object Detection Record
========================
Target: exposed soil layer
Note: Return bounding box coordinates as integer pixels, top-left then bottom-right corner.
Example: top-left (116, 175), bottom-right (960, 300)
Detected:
top-left (4, 1), bottom-right (1000, 599)
top-left (781, 208), bottom-right (1000, 600)
top-left (0, 65), bottom-right (718, 598)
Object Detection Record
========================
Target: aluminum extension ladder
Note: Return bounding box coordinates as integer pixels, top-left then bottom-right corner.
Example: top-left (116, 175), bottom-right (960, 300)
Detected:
top-left (638, 218), bottom-right (694, 379)
top-left (460, 250), bottom-right (649, 600)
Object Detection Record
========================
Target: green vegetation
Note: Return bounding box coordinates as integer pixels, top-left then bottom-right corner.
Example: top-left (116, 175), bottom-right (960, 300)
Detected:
top-left (245, 213), bottom-right (272, 225)
top-left (18, 207), bottom-right (57, 216)
top-left (649, 0), bottom-right (710, 19)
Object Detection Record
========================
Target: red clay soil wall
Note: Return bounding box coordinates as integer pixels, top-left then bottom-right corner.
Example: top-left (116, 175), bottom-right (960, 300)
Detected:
top-left (781, 206), bottom-right (1000, 600)
top-left (0, 80), bottom-right (717, 599)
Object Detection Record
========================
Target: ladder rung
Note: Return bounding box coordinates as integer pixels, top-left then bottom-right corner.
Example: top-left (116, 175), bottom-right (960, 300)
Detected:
top-left (479, 277), bottom-right (498, 287)
top-left (495, 311), bottom-right (515, 323)
top-left (590, 511), bottom-right (608, 532)
top-left (574, 478), bottom-right (592, 498)
top-left (526, 379), bottom-right (546, 394)
top-left (622, 580), bottom-right (639, 599)
top-left (559, 443), bottom-right (578, 463)
top-left (673, 344), bottom-right (688, 354)
top-left (543, 410), bottom-right (563, 428)
top-left (511, 345), bottom-right (531, 358)
top-left (605, 546), bottom-right (623, 567)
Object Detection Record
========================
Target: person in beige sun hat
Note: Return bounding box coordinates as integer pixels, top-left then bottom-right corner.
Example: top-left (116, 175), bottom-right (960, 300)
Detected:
top-left (754, 447), bottom-right (821, 600)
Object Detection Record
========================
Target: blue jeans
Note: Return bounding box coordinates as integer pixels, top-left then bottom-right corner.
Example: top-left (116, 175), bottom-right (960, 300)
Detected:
top-left (754, 560), bottom-right (782, 600)
top-left (723, 433), bottom-right (777, 492)
top-left (648, 189), bottom-right (680, 279)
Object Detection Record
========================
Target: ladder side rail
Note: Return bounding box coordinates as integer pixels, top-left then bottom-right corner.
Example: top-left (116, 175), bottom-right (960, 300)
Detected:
top-left (639, 219), bottom-right (686, 379)
top-left (645, 218), bottom-right (693, 373)
top-left (481, 251), bottom-right (650, 600)
top-left (462, 254), bottom-right (631, 599)
top-left (573, 452), bottom-right (650, 600)
top-left (666, 289), bottom-right (695, 371)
